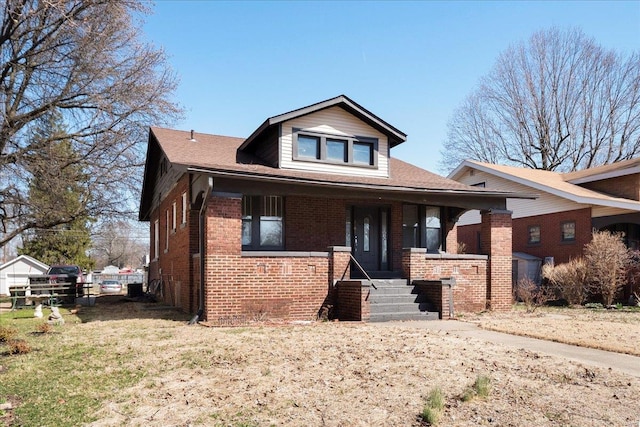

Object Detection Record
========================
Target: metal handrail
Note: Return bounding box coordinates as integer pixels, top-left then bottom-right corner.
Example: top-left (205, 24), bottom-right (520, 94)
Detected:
top-left (347, 254), bottom-right (377, 290)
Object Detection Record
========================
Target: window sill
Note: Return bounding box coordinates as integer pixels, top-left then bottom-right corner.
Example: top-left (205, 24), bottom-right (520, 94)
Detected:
top-left (292, 156), bottom-right (378, 169)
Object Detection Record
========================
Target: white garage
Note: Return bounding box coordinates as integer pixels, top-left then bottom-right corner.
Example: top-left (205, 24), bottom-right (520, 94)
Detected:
top-left (0, 255), bottom-right (49, 296)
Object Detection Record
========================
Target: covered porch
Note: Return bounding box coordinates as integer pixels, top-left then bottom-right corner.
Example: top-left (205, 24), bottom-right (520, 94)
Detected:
top-left (194, 171), bottom-right (514, 325)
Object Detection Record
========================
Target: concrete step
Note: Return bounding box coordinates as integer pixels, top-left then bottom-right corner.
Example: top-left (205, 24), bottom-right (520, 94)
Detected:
top-left (370, 302), bottom-right (436, 314)
top-left (369, 311), bottom-right (440, 322)
top-left (370, 294), bottom-right (420, 304)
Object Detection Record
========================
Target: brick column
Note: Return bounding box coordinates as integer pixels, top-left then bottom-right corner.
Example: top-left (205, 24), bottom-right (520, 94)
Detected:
top-left (480, 209), bottom-right (513, 311)
top-left (329, 246), bottom-right (351, 283)
top-left (402, 247), bottom-right (427, 281)
top-left (204, 192), bottom-right (242, 320)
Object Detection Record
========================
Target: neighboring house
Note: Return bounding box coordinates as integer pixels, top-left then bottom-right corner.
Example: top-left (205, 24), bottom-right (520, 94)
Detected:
top-left (0, 255), bottom-right (49, 296)
top-left (139, 95), bottom-right (523, 324)
top-left (449, 159), bottom-right (640, 269)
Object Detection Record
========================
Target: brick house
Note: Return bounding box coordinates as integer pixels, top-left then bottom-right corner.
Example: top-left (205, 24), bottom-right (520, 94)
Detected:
top-left (449, 159), bottom-right (640, 273)
top-left (139, 96), bottom-right (522, 325)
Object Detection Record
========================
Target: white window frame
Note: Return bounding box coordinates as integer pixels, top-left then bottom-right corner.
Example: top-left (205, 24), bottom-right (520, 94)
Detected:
top-left (165, 210), bottom-right (169, 251)
top-left (172, 201), bottom-right (177, 231)
top-left (181, 192), bottom-right (187, 225)
top-left (153, 220), bottom-right (159, 260)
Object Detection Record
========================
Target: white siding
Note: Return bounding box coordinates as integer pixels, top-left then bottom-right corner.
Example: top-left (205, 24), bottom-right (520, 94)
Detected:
top-left (281, 106), bottom-right (389, 178)
top-left (592, 207), bottom-right (637, 218)
top-left (456, 169), bottom-right (588, 226)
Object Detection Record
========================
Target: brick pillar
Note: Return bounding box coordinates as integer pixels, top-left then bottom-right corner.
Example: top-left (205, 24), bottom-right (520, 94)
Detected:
top-left (402, 247), bottom-right (426, 281)
top-left (329, 246), bottom-right (351, 283)
top-left (204, 192), bottom-right (242, 320)
top-left (480, 209), bottom-right (512, 311)
top-left (446, 223), bottom-right (458, 254)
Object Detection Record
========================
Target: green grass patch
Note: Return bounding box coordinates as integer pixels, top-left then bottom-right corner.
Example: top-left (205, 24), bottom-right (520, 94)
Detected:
top-left (0, 309), bottom-right (149, 426)
top-left (420, 387), bottom-right (445, 425)
top-left (462, 374), bottom-right (491, 402)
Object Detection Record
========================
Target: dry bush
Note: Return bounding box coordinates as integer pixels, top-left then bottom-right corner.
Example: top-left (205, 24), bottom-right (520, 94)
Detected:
top-left (0, 325), bottom-right (18, 343)
top-left (6, 339), bottom-right (31, 355)
top-left (584, 230), bottom-right (630, 306)
top-left (541, 259), bottom-right (588, 305)
top-left (35, 322), bottom-right (53, 334)
top-left (515, 277), bottom-right (551, 312)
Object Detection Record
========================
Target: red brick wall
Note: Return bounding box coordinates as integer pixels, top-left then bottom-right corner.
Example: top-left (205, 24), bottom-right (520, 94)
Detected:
top-left (203, 193), bottom-right (333, 325)
top-left (459, 208), bottom-right (592, 265)
top-left (148, 174), bottom-right (193, 313)
top-left (402, 248), bottom-right (489, 315)
top-left (336, 281), bottom-right (370, 321)
top-left (581, 174), bottom-right (640, 201)
top-left (512, 208), bottom-right (592, 264)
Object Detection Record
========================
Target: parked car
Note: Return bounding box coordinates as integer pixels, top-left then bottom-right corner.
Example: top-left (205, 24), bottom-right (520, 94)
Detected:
top-left (99, 280), bottom-right (123, 294)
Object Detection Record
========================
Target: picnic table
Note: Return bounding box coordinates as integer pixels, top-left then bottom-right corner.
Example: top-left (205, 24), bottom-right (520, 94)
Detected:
top-left (8, 282), bottom-right (91, 310)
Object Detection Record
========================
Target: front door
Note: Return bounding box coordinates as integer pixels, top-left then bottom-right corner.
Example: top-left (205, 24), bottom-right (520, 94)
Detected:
top-left (352, 206), bottom-right (389, 275)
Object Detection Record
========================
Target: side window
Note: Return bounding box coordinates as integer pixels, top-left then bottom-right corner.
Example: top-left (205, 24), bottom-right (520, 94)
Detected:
top-left (528, 225), bottom-right (541, 244)
top-left (242, 195), bottom-right (284, 250)
top-left (561, 221), bottom-right (576, 242)
top-left (181, 192), bottom-right (187, 225)
top-left (172, 202), bottom-right (177, 231)
top-left (154, 220), bottom-right (159, 259)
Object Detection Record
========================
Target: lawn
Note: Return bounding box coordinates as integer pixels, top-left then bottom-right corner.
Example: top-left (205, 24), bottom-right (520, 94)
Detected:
top-left (1, 297), bottom-right (639, 426)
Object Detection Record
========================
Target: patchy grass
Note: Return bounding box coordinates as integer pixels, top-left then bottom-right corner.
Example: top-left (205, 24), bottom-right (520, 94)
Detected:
top-left (0, 297), bottom-right (639, 426)
top-left (461, 374), bottom-right (491, 402)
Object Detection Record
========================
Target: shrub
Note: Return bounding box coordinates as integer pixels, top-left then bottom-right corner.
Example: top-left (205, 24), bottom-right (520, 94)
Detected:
top-left (515, 277), bottom-right (551, 312)
top-left (420, 387), bottom-right (444, 425)
top-left (7, 339), bottom-right (31, 355)
top-left (462, 375), bottom-right (491, 402)
top-left (542, 258), bottom-right (588, 305)
top-left (584, 230), bottom-right (630, 306)
top-left (0, 325), bottom-right (18, 343)
top-left (35, 322), bottom-right (53, 334)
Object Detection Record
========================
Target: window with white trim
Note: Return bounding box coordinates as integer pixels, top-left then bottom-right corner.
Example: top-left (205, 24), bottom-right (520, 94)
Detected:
top-left (153, 220), bottom-right (159, 259)
top-left (172, 202), bottom-right (177, 231)
top-left (165, 210), bottom-right (169, 251)
top-left (181, 192), bottom-right (187, 225)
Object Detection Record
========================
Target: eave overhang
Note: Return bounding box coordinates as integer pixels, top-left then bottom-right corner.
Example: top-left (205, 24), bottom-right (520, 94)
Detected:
top-left (239, 95), bottom-right (407, 152)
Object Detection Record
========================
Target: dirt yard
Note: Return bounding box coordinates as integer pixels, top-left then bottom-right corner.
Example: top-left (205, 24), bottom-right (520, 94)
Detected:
top-left (68, 298), bottom-right (640, 427)
top-left (3, 297), bottom-right (639, 426)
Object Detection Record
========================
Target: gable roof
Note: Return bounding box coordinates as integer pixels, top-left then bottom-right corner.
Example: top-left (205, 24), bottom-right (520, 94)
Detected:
top-left (239, 95), bottom-right (407, 151)
top-left (563, 158), bottom-right (640, 184)
top-left (0, 254), bottom-right (49, 272)
top-left (449, 160), bottom-right (640, 211)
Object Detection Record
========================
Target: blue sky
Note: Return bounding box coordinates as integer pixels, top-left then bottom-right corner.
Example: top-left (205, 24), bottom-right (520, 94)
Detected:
top-left (143, 1), bottom-right (639, 174)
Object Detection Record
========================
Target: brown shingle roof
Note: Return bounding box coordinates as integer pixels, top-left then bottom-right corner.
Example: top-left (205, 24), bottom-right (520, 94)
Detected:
top-left (456, 160), bottom-right (640, 209)
top-left (150, 127), bottom-right (510, 193)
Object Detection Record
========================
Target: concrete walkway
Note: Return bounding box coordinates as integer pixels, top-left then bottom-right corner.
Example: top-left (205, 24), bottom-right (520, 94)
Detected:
top-left (372, 320), bottom-right (640, 378)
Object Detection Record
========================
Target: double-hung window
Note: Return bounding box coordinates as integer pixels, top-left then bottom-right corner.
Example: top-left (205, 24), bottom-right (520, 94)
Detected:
top-left (402, 204), bottom-right (442, 253)
top-left (293, 129), bottom-right (377, 167)
top-left (181, 192), bottom-right (187, 225)
top-left (242, 195), bottom-right (284, 250)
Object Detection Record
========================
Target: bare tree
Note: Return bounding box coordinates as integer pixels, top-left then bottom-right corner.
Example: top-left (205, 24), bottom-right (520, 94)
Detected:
top-left (440, 28), bottom-right (640, 173)
top-left (0, 0), bottom-right (182, 249)
top-left (91, 220), bottom-right (148, 269)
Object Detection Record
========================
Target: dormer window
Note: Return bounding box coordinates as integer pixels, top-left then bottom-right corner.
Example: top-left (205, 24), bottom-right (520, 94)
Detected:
top-left (293, 128), bottom-right (377, 167)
